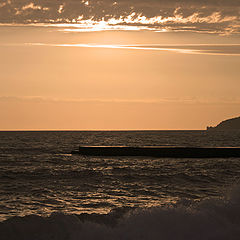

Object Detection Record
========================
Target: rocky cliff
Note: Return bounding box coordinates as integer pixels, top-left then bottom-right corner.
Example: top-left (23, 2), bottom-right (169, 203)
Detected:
top-left (207, 116), bottom-right (240, 130)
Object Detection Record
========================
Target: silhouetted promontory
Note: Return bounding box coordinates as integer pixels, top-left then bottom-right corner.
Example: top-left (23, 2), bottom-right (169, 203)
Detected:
top-left (207, 116), bottom-right (240, 130)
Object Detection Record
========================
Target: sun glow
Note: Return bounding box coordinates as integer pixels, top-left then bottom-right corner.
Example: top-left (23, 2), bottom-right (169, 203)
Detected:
top-left (20, 10), bottom-right (238, 34)
top-left (2, 8), bottom-right (238, 35)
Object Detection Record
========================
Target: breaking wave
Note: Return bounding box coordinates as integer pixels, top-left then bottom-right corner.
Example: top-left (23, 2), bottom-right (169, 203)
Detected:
top-left (1, 185), bottom-right (240, 240)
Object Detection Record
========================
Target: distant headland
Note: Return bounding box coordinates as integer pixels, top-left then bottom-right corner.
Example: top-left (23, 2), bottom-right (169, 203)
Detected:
top-left (207, 116), bottom-right (240, 130)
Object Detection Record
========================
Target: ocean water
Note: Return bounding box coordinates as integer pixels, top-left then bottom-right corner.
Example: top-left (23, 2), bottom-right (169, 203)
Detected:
top-left (1, 130), bottom-right (240, 240)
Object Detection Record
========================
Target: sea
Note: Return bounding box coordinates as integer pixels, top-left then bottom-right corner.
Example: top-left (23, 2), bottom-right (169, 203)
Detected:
top-left (1, 130), bottom-right (240, 240)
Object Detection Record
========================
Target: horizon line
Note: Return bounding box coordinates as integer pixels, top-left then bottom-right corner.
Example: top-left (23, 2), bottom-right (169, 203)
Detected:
top-left (0, 129), bottom-right (205, 131)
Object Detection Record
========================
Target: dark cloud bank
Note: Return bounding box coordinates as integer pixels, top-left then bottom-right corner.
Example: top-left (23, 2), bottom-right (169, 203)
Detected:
top-left (0, 0), bottom-right (239, 34)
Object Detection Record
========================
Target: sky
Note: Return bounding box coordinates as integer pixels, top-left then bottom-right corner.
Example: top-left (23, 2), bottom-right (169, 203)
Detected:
top-left (0, 0), bottom-right (240, 130)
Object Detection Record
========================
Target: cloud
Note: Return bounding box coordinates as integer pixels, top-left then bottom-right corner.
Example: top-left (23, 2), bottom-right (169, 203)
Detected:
top-left (123, 44), bottom-right (240, 55)
top-left (1, 96), bottom-right (240, 105)
top-left (22, 42), bottom-right (240, 56)
top-left (0, 0), bottom-right (239, 34)
top-left (1, 42), bottom-right (240, 55)
top-left (0, 96), bottom-right (192, 104)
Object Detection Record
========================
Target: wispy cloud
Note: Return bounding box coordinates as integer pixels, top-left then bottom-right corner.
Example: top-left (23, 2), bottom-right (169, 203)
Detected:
top-left (1, 96), bottom-right (240, 105)
top-left (23, 43), bottom-right (240, 56)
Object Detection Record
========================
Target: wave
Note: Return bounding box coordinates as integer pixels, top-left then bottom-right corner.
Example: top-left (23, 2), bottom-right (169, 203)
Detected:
top-left (1, 185), bottom-right (240, 240)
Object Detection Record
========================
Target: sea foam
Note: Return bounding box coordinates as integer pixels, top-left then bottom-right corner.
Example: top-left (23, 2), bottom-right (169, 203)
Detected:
top-left (1, 185), bottom-right (240, 240)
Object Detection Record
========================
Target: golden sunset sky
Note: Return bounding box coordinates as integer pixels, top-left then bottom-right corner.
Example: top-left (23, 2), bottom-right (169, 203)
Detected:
top-left (0, 0), bottom-right (240, 130)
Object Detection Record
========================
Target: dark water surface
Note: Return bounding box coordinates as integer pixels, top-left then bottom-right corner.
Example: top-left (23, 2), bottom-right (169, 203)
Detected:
top-left (1, 130), bottom-right (240, 239)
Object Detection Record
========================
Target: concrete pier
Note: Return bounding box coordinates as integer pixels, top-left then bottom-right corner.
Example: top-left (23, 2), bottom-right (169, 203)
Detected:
top-left (71, 146), bottom-right (240, 158)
